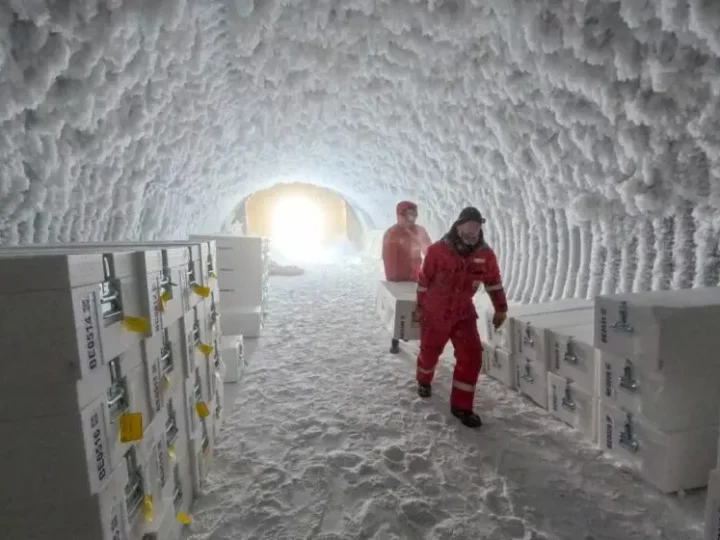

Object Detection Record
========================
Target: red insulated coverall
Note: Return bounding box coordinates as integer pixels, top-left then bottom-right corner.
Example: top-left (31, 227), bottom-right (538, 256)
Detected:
top-left (415, 237), bottom-right (508, 410)
top-left (382, 201), bottom-right (431, 282)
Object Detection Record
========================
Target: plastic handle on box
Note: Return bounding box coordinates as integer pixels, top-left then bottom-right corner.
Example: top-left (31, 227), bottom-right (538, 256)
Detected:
top-left (122, 316), bottom-right (150, 333)
top-left (191, 284), bottom-right (211, 298)
top-left (176, 512), bottom-right (193, 525)
top-left (119, 412), bottom-right (144, 442)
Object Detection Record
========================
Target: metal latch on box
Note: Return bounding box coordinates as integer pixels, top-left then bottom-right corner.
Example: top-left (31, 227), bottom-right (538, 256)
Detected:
top-left (522, 323), bottom-right (534, 347)
top-left (194, 369), bottom-right (203, 402)
top-left (173, 463), bottom-right (183, 509)
top-left (186, 248), bottom-right (196, 286)
top-left (619, 412), bottom-right (640, 453)
top-left (192, 308), bottom-right (201, 346)
top-left (561, 379), bottom-right (576, 411)
top-left (107, 358), bottom-right (129, 422)
top-left (563, 337), bottom-right (578, 364)
top-left (166, 399), bottom-right (179, 446)
top-left (521, 358), bottom-right (533, 383)
top-left (619, 360), bottom-right (639, 393)
top-left (201, 421), bottom-right (210, 455)
top-left (161, 340), bottom-right (174, 377)
top-left (124, 447), bottom-right (145, 519)
top-left (612, 301), bottom-right (634, 333)
top-left (100, 253), bottom-right (123, 326)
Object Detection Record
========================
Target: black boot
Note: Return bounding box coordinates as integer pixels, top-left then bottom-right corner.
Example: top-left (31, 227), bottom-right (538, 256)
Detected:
top-left (389, 339), bottom-right (400, 354)
top-left (451, 407), bottom-right (482, 428)
top-left (417, 383), bottom-right (432, 398)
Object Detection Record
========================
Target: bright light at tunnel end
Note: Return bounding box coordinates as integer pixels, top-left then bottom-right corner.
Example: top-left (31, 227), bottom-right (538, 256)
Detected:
top-left (270, 195), bottom-right (327, 264)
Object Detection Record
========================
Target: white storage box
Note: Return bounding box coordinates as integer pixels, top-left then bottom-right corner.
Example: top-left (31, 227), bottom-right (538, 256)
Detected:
top-left (190, 234), bottom-right (269, 307)
top-left (180, 302), bottom-right (214, 380)
top-left (1, 246), bottom-right (164, 340)
top-left (1, 339), bottom-right (144, 421)
top-left (482, 346), bottom-right (517, 389)
top-left (221, 334), bottom-right (244, 383)
top-left (0, 282), bottom-right (152, 385)
top-left (547, 371), bottom-right (597, 443)
top-left (597, 351), bottom-right (720, 432)
top-left (485, 297), bottom-right (593, 351)
top-left (515, 309), bottom-right (594, 366)
top-left (206, 290), bottom-right (221, 340)
top-left (2, 449), bottom-right (136, 539)
top-left (599, 399), bottom-right (717, 493)
top-left (376, 281), bottom-right (420, 341)
top-left (594, 287), bottom-right (720, 374)
top-left (704, 469), bottom-right (720, 540)
top-left (0, 250), bottom-right (106, 291)
top-left (516, 356), bottom-right (548, 409)
top-left (189, 419), bottom-right (214, 497)
top-left (1, 360), bottom-right (154, 505)
top-left (548, 324), bottom-right (597, 394)
top-left (220, 305), bottom-right (263, 338)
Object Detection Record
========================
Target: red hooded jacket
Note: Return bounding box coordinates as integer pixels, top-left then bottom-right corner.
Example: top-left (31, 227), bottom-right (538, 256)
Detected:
top-left (382, 201), bottom-right (431, 282)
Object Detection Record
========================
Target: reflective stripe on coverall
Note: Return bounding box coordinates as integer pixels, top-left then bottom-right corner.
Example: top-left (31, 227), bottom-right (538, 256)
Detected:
top-left (382, 201), bottom-right (432, 282)
top-left (415, 237), bottom-right (508, 410)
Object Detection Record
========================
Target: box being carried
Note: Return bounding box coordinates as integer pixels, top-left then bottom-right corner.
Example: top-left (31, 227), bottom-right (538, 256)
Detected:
top-left (376, 281), bottom-right (420, 341)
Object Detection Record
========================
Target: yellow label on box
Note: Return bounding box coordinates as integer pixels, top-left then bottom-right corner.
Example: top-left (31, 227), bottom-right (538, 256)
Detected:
top-left (176, 512), bottom-right (192, 525)
top-left (122, 316), bottom-right (150, 333)
top-left (191, 284), bottom-right (211, 298)
top-left (168, 445), bottom-right (176, 460)
top-left (196, 401), bottom-right (210, 418)
top-left (162, 374), bottom-right (172, 389)
top-left (209, 271), bottom-right (217, 280)
top-left (119, 412), bottom-right (144, 442)
top-left (142, 495), bottom-right (154, 522)
top-left (197, 342), bottom-right (213, 356)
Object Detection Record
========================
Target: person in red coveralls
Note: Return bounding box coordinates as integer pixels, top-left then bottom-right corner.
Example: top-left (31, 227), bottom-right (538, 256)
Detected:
top-left (415, 207), bottom-right (508, 428)
top-left (382, 200), bottom-right (432, 354)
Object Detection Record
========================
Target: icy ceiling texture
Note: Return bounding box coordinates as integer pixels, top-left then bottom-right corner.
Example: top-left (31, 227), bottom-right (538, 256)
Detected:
top-left (1, 0), bottom-right (720, 301)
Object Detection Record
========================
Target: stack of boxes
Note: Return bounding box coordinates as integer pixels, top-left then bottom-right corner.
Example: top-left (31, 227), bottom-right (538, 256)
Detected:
top-left (481, 298), bottom-right (592, 398)
top-left (190, 235), bottom-right (269, 341)
top-left (481, 286), bottom-right (720, 506)
top-left (593, 289), bottom-right (720, 494)
top-left (0, 239), bottom-right (225, 540)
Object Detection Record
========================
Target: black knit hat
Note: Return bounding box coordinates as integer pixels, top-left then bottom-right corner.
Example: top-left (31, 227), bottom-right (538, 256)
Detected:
top-left (456, 207), bottom-right (485, 225)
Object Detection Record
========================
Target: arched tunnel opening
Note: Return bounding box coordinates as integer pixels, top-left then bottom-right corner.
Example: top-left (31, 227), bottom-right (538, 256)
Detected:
top-left (0, 2), bottom-right (719, 539)
top-left (226, 182), bottom-right (372, 262)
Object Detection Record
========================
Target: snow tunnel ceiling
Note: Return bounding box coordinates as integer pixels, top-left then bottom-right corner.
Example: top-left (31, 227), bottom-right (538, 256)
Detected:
top-left (1, 1), bottom-right (720, 300)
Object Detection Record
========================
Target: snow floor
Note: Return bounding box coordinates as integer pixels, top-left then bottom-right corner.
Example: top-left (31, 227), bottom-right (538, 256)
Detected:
top-left (184, 257), bottom-right (705, 540)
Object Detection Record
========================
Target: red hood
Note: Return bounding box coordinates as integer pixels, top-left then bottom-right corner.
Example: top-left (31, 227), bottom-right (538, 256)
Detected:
top-left (396, 200), bottom-right (417, 223)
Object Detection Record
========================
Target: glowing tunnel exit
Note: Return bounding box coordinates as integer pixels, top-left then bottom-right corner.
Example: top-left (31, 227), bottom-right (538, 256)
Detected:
top-left (270, 195), bottom-right (325, 263)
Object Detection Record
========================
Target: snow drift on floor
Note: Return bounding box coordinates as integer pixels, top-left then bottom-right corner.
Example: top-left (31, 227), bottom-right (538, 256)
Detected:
top-left (183, 259), bottom-right (704, 540)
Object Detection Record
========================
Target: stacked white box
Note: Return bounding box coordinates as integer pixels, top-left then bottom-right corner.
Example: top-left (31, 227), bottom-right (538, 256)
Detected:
top-left (480, 298), bottom-right (593, 391)
top-left (593, 287), bottom-right (720, 493)
top-left (546, 324), bottom-right (599, 443)
top-left (513, 309), bottom-right (594, 409)
top-left (0, 242), bottom-right (219, 539)
top-left (190, 234), bottom-right (269, 338)
top-left (220, 334), bottom-right (245, 383)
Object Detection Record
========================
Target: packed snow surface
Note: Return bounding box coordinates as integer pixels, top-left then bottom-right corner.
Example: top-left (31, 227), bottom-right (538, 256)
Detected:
top-left (184, 260), bottom-right (704, 540)
top-left (2, 1), bottom-right (720, 301)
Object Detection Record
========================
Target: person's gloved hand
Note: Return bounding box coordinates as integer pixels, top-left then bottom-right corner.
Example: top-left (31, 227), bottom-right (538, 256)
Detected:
top-left (492, 311), bottom-right (507, 330)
